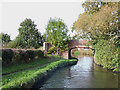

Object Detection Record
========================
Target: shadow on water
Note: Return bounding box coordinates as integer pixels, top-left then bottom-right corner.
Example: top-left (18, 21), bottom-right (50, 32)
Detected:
top-left (40, 55), bottom-right (118, 89)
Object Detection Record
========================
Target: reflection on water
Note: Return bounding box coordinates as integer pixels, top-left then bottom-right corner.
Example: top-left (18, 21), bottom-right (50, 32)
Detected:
top-left (41, 56), bottom-right (118, 88)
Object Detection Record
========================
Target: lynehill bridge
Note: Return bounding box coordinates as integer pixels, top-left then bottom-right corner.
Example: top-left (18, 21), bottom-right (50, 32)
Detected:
top-left (43, 40), bottom-right (95, 59)
top-left (61, 40), bottom-right (94, 59)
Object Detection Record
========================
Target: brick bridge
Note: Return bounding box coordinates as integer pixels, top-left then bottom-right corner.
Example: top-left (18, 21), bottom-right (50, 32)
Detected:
top-left (43, 40), bottom-right (94, 59)
top-left (61, 40), bottom-right (94, 59)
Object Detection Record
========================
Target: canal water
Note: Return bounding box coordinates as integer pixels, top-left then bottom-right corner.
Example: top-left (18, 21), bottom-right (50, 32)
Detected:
top-left (41, 56), bottom-right (118, 88)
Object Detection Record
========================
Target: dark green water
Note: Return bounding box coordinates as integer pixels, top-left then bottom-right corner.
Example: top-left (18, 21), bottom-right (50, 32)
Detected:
top-left (41, 56), bottom-right (118, 88)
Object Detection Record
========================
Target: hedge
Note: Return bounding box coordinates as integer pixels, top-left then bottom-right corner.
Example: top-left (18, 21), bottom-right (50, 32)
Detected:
top-left (93, 40), bottom-right (120, 72)
top-left (1, 48), bottom-right (44, 65)
top-left (2, 49), bottom-right (14, 64)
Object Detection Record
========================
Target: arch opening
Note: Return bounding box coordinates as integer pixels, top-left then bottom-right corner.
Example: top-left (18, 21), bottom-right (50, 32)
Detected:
top-left (68, 47), bottom-right (95, 59)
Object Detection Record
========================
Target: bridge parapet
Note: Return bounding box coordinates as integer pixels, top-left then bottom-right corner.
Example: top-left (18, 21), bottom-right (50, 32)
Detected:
top-left (69, 40), bottom-right (88, 46)
top-left (68, 40), bottom-right (90, 49)
top-left (69, 45), bottom-right (92, 49)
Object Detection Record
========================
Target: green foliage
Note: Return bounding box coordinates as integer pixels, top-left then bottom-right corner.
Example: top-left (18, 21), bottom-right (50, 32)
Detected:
top-left (4, 40), bottom-right (17, 48)
top-left (4, 38), bottom-right (25, 49)
top-left (82, 2), bottom-right (117, 15)
top-left (2, 49), bottom-right (44, 65)
top-left (48, 46), bottom-right (57, 54)
top-left (0, 33), bottom-right (11, 46)
top-left (26, 50), bottom-right (34, 61)
top-left (2, 54), bottom-right (61, 75)
top-left (74, 2), bottom-right (118, 42)
top-left (93, 40), bottom-right (119, 72)
top-left (2, 49), bottom-right (14, 64)
top-left (15, 37), bottom-right (26, 48)
top-left (12, 50), bottom-right (23, 63)
top-left (43, 33), bottom-right (47, 42)
top-left (34, 50), bottom-right (44, 58)
top-left (74, 51), bottom-right (80, 55)
top-left (71, 35), bottom-right (78, 40)
top-left (46, 18), bottom-right (69, 54)
top-left (73, 2), bottom-right (119, 72)
top-left (17, 18), bottom-right (43, 49)
top-left (2, 59), bottom-right (77, 88)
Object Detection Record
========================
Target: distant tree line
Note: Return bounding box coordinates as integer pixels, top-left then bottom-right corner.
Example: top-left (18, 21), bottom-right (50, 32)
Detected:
top-left (0, 18), bottom-right (70, 51)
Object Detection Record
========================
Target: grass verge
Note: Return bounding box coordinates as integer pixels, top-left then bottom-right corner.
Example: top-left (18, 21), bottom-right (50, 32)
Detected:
top-left (1, 59), bottom-right (77, 89)
top-left (2, 54), bottom-right (61, 75)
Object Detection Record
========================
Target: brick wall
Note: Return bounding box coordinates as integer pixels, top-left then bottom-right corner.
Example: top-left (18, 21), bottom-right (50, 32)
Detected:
top-left (68, 40), bottom-right (88, 47)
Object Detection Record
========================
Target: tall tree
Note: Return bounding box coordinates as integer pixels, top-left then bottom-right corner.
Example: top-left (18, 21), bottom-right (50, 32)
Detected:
top-left (73, 2), bottom-right (118, 44)
top-left (82, 2), bottom-right (117, 15)
top-left (17, 18), bottom-right (43, 49)
top-left (46, 18), bottom-right (69, 54)
top-left (0, 33), bottom-right (11, 46)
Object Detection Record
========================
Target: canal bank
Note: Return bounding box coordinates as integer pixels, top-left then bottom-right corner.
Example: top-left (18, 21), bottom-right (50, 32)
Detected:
top-left (32, 59), bottom-right (78, 88)
top-left (93, 52), bottom-right (119, 73)
top-left (41, 56), bottom-right (118, 88)
top-left (2, 58), bottom-right (77, 89)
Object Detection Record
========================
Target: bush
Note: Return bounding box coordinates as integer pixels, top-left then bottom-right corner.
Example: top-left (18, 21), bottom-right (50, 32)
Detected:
top-left (2, 49), bottom-right (44, 65)
top-left (2, 49), bottom-right (14, 64)
top-left (34, 50), bottom-right (44, 58)
top-left (12, 50), bottom-right (23, 63)
top-left (93, 40), bottom-right (119, 72)
top-left (21, 50), bottom-right (29, 63)
top-left (48, 46), bottom-right (57, 54)
top-left (4, 41), bottom-right (17, 48)
top-left (26, 50), bottom-right (34, 61)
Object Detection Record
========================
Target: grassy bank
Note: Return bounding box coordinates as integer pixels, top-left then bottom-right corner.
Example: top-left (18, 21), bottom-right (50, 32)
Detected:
top-left (2, 54), bottom-right (61, 75)
top-left (2, 55), bottom-right (77, 89)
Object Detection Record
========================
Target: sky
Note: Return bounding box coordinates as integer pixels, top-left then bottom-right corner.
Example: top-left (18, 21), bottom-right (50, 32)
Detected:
top-left (0, 0), bottom-right (85, 40)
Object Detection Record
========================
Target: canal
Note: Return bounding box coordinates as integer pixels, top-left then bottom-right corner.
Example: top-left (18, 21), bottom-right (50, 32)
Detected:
top-left (41, 56), bottom-right (118, 88)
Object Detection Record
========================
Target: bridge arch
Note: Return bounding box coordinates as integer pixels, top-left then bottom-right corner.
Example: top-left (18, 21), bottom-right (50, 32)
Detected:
top-left (67, 40), bottom-right (95, 59)
top-left (68, 46), bottom-right (95, 59)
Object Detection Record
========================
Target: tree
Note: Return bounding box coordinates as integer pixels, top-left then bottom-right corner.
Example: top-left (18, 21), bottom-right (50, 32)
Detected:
top-left (82, 2), bottom-right (117, 15)
top-left (73, 2), bottom-right (118, 43)
top-left (0, 33), bottom-right (11, 46)
top-left (82, 2), bottom-right (102, 14)
top-left (73, 2), bottom-right (120, 72)
top-left (43, 33), bottom-right (47, 42)
top-left (17, 18), bottom-right (43, 49)
top-left (46, 18), bottom-right (69, 55)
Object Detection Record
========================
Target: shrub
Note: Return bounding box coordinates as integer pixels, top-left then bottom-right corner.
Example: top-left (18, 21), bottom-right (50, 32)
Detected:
top-left (12, 50), bottom-right (23, 63)
top-left (4, 41), bottom-right (17, 48)
top-left (13, 50), bottom-right (30, 64)
top-left (34, 50), bottom-right (44, 58)
top-left (93, 40), bottom-right (119, 72)
top-left (26, 50), bottom-right (34, 61)
top-left (48, 46), bottom-right (57, 54)
top-left (2, 49), bottom-right (44, 65)
top-left (2, 49), bottom-right (14, 64)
